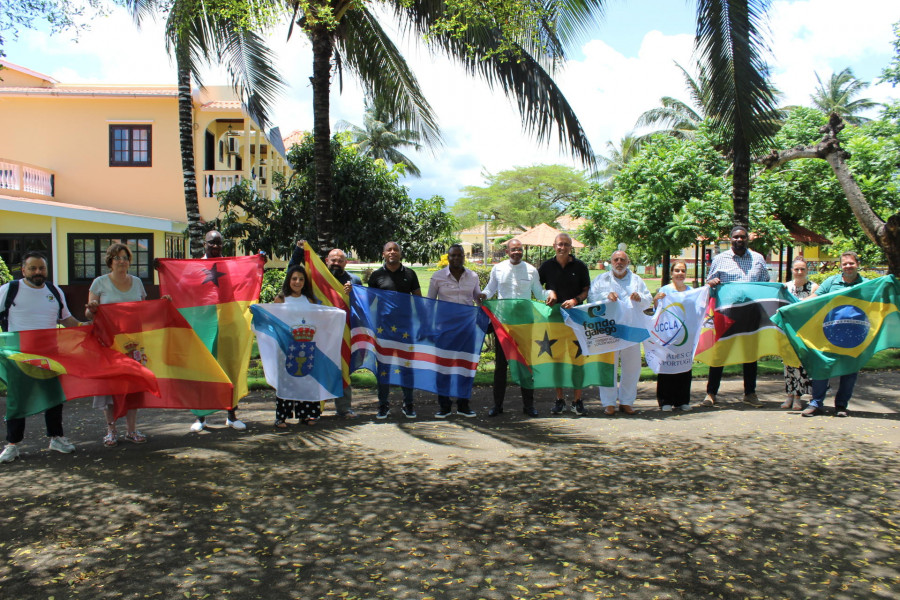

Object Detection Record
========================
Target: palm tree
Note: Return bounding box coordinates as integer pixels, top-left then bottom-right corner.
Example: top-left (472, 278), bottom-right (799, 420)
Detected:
top-left (811, 67), bottom-right (880, 126)
top-left (635, 62), bottom-right (707, 140)
top-left (289, 0), bottom-right (604, 251)
top-left (127, 1), bottom-right (285, 257)
top-left (336, 100), bottom-right (423, 176)
top-left (695, 0), bottom-right (781, 229)
top-left (596, 134), bottom-right (642, 182)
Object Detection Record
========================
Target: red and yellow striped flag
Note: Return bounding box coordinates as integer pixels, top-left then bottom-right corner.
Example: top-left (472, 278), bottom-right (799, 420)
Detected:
top-left (302, 242), bottom-right (351, 387)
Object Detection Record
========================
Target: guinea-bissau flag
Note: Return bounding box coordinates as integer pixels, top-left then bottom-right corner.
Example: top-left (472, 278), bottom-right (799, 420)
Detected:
top-left (694, 282), bottom-right (801, 368)
top-left (0, 327), bottom-right (159, 419)
top-left (482, 299), bottom-right (614, 389)
top-left (772, 275), bottom-right (899, 379)
top-left (302, 241), bottom-right (351, 388)
top-left (90, 299), bottom-right (233, 419)
top-left (157, 255), bottom-right (264, 411)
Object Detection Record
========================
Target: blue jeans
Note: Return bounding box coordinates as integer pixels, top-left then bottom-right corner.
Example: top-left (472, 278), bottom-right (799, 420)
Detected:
top-left (809, 373), bottom-right (859, 410)
top-left (377, 383), bottom-right (413, 409)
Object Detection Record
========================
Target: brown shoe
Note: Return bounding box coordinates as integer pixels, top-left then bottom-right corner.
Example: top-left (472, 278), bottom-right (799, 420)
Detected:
top-left (620, 405), bottom-right (635, 415)
top-left (701, 394), bottom-right (716, 407)
top-left (742, 392), bottom-right (763, 408)
top-left (604, 406), bottom-right (616, 416)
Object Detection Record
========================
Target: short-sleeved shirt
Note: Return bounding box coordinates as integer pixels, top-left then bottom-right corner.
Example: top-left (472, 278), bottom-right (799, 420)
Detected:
top-left (0, 281), bottom-right (72, 332)
top-left (427, 267), bottom-right (481, 305)
top-left (368, 264), bottom-right (420, 294)
top-left (538, 256), bottom-right (590, 303)
top-left (816, 273), bottom-right (866, 295)
top-left (707, 248), bottom-right (770, 283)
top-left (89, 274), bottom-right (147, 304)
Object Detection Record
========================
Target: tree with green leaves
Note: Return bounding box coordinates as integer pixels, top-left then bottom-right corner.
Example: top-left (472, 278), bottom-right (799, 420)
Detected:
top-left (452, 164), bottom-right (590, 231)
top-left (127, 0), bottom-right (285, 257)
top-left (811, 67), bottom-right (880, 126)
top-left (596, 134), bottom-right (643, 182)
top-left (634, 61), bottom-right (708, 142)
top-left (335, 99), bottom-right (423, 176)
top-left (215, 133), bottom-right (456, 263)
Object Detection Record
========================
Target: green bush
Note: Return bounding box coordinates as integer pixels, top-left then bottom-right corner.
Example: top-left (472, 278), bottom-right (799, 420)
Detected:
top-left (468, 264), bottom-right (492, 289)
top-left (809, 269), bottom-right (883, 285)
top-left (0, 256), bottom-right (11, 285)
top-left (261, 268), bottom-right (286, 303)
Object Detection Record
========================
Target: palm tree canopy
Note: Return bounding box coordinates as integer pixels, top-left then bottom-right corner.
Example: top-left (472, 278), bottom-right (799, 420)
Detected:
top-left (811, 67), bottom-right (881, 125)
top-left (336, 99), bottom-right (424, 176)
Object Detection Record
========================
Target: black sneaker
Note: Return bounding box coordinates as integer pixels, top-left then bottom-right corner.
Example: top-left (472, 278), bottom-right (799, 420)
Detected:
top-left (550, 399), bottom-right (566, 415)
top-left (457, 408), bottom-right (476, 418)
top-left (435, 410), bottom-right (452, 419)
top-left (376, 407), bottom-right (390, 419)
top-left (523, 407), bottom-right (539, 417)
top-left (573, 400), bottom-right (587, 416)
top-left (401, 405), bottom-right (417, 419)
top-left (488, 406), bottom-right (503, 417)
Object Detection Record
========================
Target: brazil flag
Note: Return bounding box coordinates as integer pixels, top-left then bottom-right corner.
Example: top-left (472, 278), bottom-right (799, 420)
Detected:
top-left (772, 275), bottom-right (899, 379)
top-left (483, 300), bottom-right (614, 389)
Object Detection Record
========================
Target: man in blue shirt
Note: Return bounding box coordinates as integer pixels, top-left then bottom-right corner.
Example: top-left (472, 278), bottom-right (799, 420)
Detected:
top-left (801, 251), bottom-right (867, 418)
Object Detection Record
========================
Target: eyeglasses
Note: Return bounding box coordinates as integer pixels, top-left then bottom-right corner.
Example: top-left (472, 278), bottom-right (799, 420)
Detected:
top-left (112, 256), bottom-right (130, 262)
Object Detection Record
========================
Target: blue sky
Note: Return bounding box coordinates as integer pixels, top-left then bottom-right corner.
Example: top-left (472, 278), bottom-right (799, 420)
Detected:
top-left (3, 1), bottom-right (897, 205)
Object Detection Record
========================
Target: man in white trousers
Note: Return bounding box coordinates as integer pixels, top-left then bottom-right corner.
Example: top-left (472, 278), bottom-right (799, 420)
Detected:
top-left (587, 250), bottom-right (652, 415)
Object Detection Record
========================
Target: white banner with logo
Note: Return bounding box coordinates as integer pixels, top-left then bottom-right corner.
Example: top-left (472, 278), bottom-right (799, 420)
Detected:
top-left (643, 286), bottom-right (710, 374)
top-left (561, 299), bottom-right (652, 355)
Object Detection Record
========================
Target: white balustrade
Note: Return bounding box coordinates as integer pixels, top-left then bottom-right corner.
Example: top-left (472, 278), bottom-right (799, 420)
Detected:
top-left (0, 159), bottom-right (54, 198)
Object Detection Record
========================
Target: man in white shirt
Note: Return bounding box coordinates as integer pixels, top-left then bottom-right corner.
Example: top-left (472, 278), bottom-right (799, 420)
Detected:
top-left (428, 244), bottom-right (482, 417)
top-left (479, 238), bottom-right (544, 417)
top-left (0, 252), bottom-right (84, 463)
top-left (587, 250), bottom-right (652, 416)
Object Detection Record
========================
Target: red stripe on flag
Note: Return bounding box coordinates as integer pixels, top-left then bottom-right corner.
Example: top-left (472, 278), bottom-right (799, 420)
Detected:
top-left (303, 242), bottom-right (351, 387)
top-left (113, 380), bottom-right (234, 418)
top-left (351, 332), bottom-right (479, 370)
top-left (480, 305), bottom-right (532, 371)
top-left (157, 256), bottom-right (264, 307)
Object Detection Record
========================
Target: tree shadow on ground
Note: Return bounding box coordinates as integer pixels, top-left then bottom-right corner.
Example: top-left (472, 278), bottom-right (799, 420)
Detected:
top-left (1, 391), bottom-right (898, 600)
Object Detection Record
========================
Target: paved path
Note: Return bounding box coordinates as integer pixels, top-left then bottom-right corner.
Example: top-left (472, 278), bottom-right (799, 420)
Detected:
top-left (1, 372), bottom-right (898, 599)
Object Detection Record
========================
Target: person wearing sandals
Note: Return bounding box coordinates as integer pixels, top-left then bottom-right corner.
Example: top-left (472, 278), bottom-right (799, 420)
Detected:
top-left (782, 258), bottom-right (818, 410)
top-left (85, 243), bottom-right (150, 447)
top-left (272, 265), bottom-right (323, 427)
top-left (652, 261), bottom-right (694, 412)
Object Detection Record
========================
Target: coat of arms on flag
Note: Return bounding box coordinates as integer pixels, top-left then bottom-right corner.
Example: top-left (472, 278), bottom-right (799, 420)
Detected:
top-left (286, 320), bottom-right (317, 377)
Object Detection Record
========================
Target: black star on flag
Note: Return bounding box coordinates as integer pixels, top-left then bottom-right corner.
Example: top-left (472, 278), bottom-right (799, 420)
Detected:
top-left (201, 263), bottom-right (226, 287)
top-left (573, 340), bottom-right (583, 358)
top-left (535, 331), bottom-right (558, 357)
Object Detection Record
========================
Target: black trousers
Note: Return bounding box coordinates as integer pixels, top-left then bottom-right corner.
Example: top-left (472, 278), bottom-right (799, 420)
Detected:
top-left (706, 362), bottom-right (757, 396)
top-left (5, 403), bottom-right (64, 444)
top-left (657, 370), bottom-right (693, 407)
top-left (492, 331), bottom-right (534, 409)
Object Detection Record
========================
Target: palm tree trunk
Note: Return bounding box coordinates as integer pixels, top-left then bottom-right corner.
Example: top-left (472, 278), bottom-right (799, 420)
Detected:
top-left (311, 25), bottom-right (334, 253)
top-left (176, 50), bottom-right (204, 258)
top-left (731, 130), bottom-right (751, 230)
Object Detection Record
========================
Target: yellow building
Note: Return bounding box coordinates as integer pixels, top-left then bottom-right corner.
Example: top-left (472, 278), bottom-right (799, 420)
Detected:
top-left (0, 60), bottom-right (293, 313)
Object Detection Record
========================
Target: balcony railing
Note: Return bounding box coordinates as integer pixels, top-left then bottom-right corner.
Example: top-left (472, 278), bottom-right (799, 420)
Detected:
top-left (0, 158), bottom-right (55, 198)
top-left (200, 170), bottom-right (277, 201)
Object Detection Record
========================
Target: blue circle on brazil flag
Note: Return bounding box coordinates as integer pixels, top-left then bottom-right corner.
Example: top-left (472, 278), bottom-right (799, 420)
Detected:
top-left (822, 305), bottom-right (870, 348)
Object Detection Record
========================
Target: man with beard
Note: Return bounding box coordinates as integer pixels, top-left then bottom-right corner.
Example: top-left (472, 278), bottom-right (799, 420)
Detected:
top-left (479, 238), bottom-right (545, 417)
top-left (588, 250), bottom-right (652, 416)
top-left (288, 241), bottom-right (361, 418)
top-left (368, 241), bottom-right (421, 419)
top-left (0, 252), bottom-right (84, 463)
top-left (538, 233), bottom-right (591, 416)
top-left (704, 225), bottom-right (771, 408)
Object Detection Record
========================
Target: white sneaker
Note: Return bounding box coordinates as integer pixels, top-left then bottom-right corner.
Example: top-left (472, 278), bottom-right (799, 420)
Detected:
top-left (0, 444), bottom-right (20, 463)
top-left (190, 420), bottom-right (205, 433)
top-left (226, 418), bottom-right (247, 430)
top-left (49, 436), bottom-right (75, 453)
top-left (679, 404), bottom-right (693, 412)
top-left (661, 404), bottom-right (674, 412)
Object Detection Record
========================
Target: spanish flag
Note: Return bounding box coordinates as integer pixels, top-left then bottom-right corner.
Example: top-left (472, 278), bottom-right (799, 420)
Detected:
top-left (694, 282), bottom-right (800, 367)
top-left (483, 299), bottom-right (614, 389)
top-left (0, 327), bottom-right (159, 419)
top-left (90, 300), bottom-right (233, 418)
top-left (302, 242), bottom-right (351, 388)
top-left (157, 256), bottom-right (264, 409)
top-left (772, 275), bottom-right (899, 379)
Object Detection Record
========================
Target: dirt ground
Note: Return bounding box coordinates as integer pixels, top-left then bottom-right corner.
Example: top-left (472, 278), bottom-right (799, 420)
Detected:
top-left (1, 371), bottom-right (898, 600)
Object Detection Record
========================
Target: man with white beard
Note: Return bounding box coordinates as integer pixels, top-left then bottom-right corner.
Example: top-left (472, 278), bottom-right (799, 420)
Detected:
top-left (587, 250), bottom-right (652, 415)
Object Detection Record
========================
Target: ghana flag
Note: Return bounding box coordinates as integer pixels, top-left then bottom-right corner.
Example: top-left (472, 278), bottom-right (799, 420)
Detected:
top-left (302, 241), bottom-right (351, 388)
top-left (694, 282), bottom-right (801, 367)
top-left (482, 299), bottom-right (614, 389)
top-left (157, 255), bottom-right (264, 408)
top-left (772, 275), bottom-right (899, 379)
top-left (0, 327), bottom-right (159, 419)
top-left (90, 299), bottom-right (233, 418)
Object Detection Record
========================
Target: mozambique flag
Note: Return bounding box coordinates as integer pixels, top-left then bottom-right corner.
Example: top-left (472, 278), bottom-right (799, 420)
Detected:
top-left (302, 241), bottom-right (351, 387)
top-left (482, 299), bottom-right (614, 389)
top-left (157, 255), bottom-right (264, 409)
top-left (772, 275), bottom-right (899, 379)
top-left (91, 299), bottom-right (233, 418)
top-left (0, 327), bottom-right (159, 419)
top-left (694, 282), bottom-right (800, 367)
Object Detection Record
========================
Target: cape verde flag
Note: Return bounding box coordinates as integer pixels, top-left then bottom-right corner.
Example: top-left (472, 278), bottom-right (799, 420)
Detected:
top-left (349, 286), bottom-right (490, 398)
top-left (250, 303), bottom-right (345, 401)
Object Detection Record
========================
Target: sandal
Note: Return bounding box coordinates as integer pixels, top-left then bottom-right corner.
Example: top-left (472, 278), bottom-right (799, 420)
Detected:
top-left (103, 431), bottom-right (118, 447)
top-left (780, 398), bottom-right (793, 409)
top-left (304, 417), bottom-right (319, 426)
top-left (274, 419), bottom-right (288, 429)
top-left (124, 431), bottom-right (147, 444)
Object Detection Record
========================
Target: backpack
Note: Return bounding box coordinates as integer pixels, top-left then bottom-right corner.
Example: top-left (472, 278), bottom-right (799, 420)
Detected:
top-left (0, 279), bottom-right (64, 332)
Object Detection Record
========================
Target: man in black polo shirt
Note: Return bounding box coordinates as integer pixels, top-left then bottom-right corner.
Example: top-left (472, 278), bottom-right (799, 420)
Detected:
top-left (367, 241), bottom-right (422, 419)
top-left (538, 233), bottom-right (591, 415)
